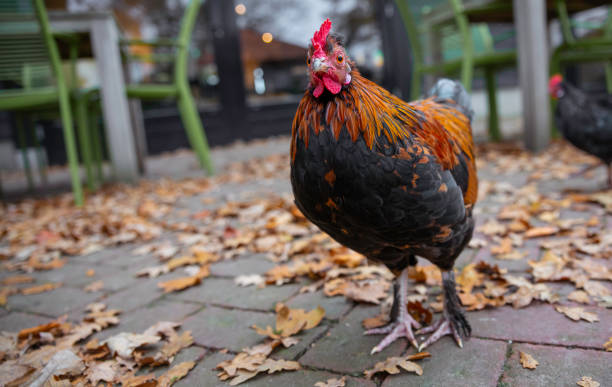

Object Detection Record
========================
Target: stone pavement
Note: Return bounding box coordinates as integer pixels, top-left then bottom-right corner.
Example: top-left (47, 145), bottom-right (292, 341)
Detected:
top-left (1, 139), bottom-right (611, 386)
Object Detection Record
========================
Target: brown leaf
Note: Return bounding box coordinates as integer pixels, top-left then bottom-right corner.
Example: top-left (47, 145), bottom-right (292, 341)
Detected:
top-left (407, 301), bottom-right (433, 325)
top-left (158, 276), bottom-right (201, 293)
top-left (343, 281), bottom-right (390, 304)
top-left (103, 332), bottom-right (161, 358)
top-left (603, 337), bottom-right (612, 352)
top-left (84, 280), bottom-right (104, 292)
top-left (519, 351), bottom-right (538, 369)
top-left (362, 314), bottom-right (389, 330)
top-left (119, 372), bottom-right (157, 387)
top-left (408, 265), bottom-right (442, 286)
top-left (364, 352), bottom-right (430, 379)
top-left (157, 361), bottom-right (195, 387)
top-left (577, 376), bottom-right (600, 387)
top-left (273, 304), bottom-right (325, 337)
top-left (0, 362), bottom-right (35, 386)
top-left (491, 238), bottom-right (513, 255)
top-left (86, 360), bottom-right (119, 385)
top-left (20, 282), bottom-right (62, 295)
top-left (568, 290), bottom-right (591, 305)
top-left (456, 263), bottom-right (484, 293)
top-left (315, 376), bottom-right (347, 387)
top-left (0, 287), bottom-right (17, 306)
top-left (555, 306), bottom-right (599, 323)
top-left (18, 321), bottom-right (61, 340)
top-left (1, 275), bottom-right (35, 285)
top-left (85, 269), bottom-right (95, 277)
top-left (524, 226), bottom-right (559, 238)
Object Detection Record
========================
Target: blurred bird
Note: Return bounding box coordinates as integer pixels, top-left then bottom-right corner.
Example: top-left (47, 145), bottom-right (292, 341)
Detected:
top-left (290, 19), bottom-right (478, 353)
top-left (549, 74), bottom-right (612, 187)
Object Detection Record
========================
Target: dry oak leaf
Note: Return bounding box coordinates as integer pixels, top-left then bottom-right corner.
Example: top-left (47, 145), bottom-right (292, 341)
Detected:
top-left (568, 290), bottom-right (591, 305)
top-left (18, 321), bottom-right (61, 340)
top-left (456, 263), bottom-right (484, 293)
top-left (103, 332), bottom-right (161, 358)
top-left (343, 281), bottom-right (390, 304)
top-left (157, 361), bottom-right (195, 387)
top-left (0, 286), bottom-right (18, 306)
top-left (158, 265), bottom-right (209, 293)
top-left (234, 274), bottom-right (264, 287)
top-left (577, 376), bottom-right (600, 387)
top-left (603, 337), bottom-right (612, 352)
top-left (118, 372), bottom-right (157, 387)
top-left (84, 280), bottom-right (104, 292)
top-left (21, 282), bottom-right (62, 295)
top-left (85, 269), bottom-right (95, 277)
top-left (491, 238), bottom-right (513, 255)
top-left (315, 376), bottom-right (347, 387)
top-left (408, 265), bottom-right (442, 286)
top-left (1, 275), bottom-right (35, 285)
top-left (519, 351), bottom-right (538, 369)
top-left (274, 303), bottom-right (325, 337)
top-left (86, 360), bottom-right (119, 385)
top-left (555, 306), bottom-right (599, 323)
top-left (364, 352), bottom-right (431, 379)
top-left (0, 362), bottom-right (35, 386)
top-left (524, 226), bottom-right (559, 238)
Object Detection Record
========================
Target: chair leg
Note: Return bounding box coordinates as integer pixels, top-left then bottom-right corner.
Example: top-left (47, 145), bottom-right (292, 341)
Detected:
top-left (15, 114), bottom-right (35, 191)
top-left (28, 117), bottom-right (48, 187)
top-left (177, 88), bottom-right (214, 175)
top-left (484, 68), bottom-right (501, 142)
top-left (74, 93), bottom-right (95, 191)
top-left (58, 95), bottom-right (83, 206)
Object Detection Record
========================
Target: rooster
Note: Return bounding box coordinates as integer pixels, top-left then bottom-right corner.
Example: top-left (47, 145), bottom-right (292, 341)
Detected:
top-left (549, 74), bottom-right (612, 187)
top-left (290, 19), bottom-right (478, 353)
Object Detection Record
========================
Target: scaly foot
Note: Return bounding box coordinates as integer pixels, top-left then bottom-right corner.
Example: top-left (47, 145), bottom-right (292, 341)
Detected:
top-left (365, 312), bottom-right (421, 354)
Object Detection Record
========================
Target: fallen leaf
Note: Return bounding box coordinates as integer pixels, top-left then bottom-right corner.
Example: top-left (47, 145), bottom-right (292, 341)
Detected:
top-left (315, 376), bottom-right (346, 387)
top-left (86, 360), bottom-right (118, 385)
top-left (519, 351), bottom-right (538, 369)
top-left (84, 280), bottom-right (104, 292)
top-left (28, 349), bottom-right (84, 386)
top-left (85, 269), bottom-right (95, 277)
top-left (364, 352), bottom-right (430, 379)
top-left (235, 274), bottom-right (264, 287)
top-left (157, 361), bottom-right (195, 387)
top-left (604, 337), bottom-right (612, 351)
top-left (0, 362), bottom-right (35, 386)
top-left (1, 275), bottom-right (35, 285)
top-left (555, 306), bottom-right (599, 323)
top-left (158, 276), bottom-right (201, 293)
top-left (524, 226), bottom-right (559, 238)
top-left (103, 332), bottom-right (161, 358)
top-left (20, 282), bottom-right (62, 295)
top-left (0, 286), bottom-right (17, 306)
top-left (568, 290), bottom-right (591, 304)
top-left (577, 376), bottom-right (600, 387)
top-left (18, 321), bottom-right (61, 340)
top-left (343, 281), bottom-right (389, 304)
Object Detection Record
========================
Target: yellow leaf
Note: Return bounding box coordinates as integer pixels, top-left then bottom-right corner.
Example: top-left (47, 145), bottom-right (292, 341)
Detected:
top-left (519, 351), bottom-right (538, 369)
top-left (157, 361), bottom-right (195, 387)
top-left (555, 306), bottom-right (599, 323)
top-left (158, 276), bottom-right (201, 293)
top-left (577, 376), bottom-right (600, 387)
top-left (20, 282), bottom-right (62, 295)
top-left (364, 352), bottom-right (430, 379)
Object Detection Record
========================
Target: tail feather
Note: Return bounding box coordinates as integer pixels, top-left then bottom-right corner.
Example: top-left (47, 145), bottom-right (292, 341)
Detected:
top-left (428, 79), bottom-right (474, 123)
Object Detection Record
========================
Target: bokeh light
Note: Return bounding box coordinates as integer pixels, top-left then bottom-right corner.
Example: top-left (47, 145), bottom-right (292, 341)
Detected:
top-left (261, 32), bottom-right (273, 43)
top-left (235, 3), bottom-right (246, 15)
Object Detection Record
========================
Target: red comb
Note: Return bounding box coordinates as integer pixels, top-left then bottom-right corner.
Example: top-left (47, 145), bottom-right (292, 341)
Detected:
top-left (549, 74), bottom-right (563, 94)
top-left (311, 18), bottom-right (332, 58)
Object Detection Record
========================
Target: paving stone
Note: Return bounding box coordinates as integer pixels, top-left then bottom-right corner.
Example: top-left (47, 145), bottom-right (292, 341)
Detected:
top-left (176, 350), bottom-right (375, 387)
top-left (286, 291), bottom-right (353, 320)
top-left (7, 287), bottom-right (99, 317)
top-left (182, 305), bottom-right (273, 352)
top-left (299, 305), bottom-right (406, 374)
top-left (74, 244), bottom-right (136, 266)
top-left (89, 299), bottom-right (202, 341)
top-left (274, 323), bottom-right (329, 361)
top-left (210, 254), bottom-right (277, 277)
top-left (148, 346), bottom-right (206, 378)
top-left (500, 343), bottom-right (612, 387)
top-left (469, 303), bottom-right (611, 349)
top-left (97, 275), bottom-right (172, 313)
top-left (30, 262), bottom-right (104, 289)
top-left (0, 312), bottom-right (53, 331)
top-left (169, 277), bottom-right (301, 311)
top-left (382, 338), bottom-right (507, 387)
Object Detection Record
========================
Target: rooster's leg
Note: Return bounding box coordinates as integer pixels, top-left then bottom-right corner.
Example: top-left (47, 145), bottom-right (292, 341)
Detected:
top-left (417, 270), bottom-right (471, 351)
top-left (365, 266), bottom-right (421, 354)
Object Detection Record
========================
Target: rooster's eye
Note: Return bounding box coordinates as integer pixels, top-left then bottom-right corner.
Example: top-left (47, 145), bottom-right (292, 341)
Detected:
top-left (337, 55), bottom-right (343, 63)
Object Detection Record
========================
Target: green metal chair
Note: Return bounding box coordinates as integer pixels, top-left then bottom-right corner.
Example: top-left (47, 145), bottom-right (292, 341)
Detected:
top-left (551, 0), bottom-right (612, 92)
top-left (0, 0), bottom-right (83, 205)
top-left (120, 0), bottom-right (213, 174)
top-left (395, 0), bottom-right (517, 141)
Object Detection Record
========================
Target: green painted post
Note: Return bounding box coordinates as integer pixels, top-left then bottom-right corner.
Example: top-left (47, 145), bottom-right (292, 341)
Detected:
top-left (449, 0), bottom-right (474, 92)
top-left (75, 94), bottom-right (95, 190)
top-left (394, 0), bottom-right (425, 99)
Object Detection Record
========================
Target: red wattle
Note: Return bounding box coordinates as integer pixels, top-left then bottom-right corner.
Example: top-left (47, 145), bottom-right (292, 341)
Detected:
top-left (313, 82), bottom-right (325, 97)
top-left (323, 75), bottom-right (341, 94)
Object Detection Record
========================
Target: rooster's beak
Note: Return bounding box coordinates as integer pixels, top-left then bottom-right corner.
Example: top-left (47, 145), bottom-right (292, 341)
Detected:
top-left (312, 57), bottom-right (328, 73)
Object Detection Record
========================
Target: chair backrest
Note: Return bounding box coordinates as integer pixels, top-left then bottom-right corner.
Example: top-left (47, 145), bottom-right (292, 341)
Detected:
top-left (174, 0), bottom-right (203, 85)
top-left (555, 0), bottom-right (612, 44)
top-left (0, 0), bottom-right (54, 90)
